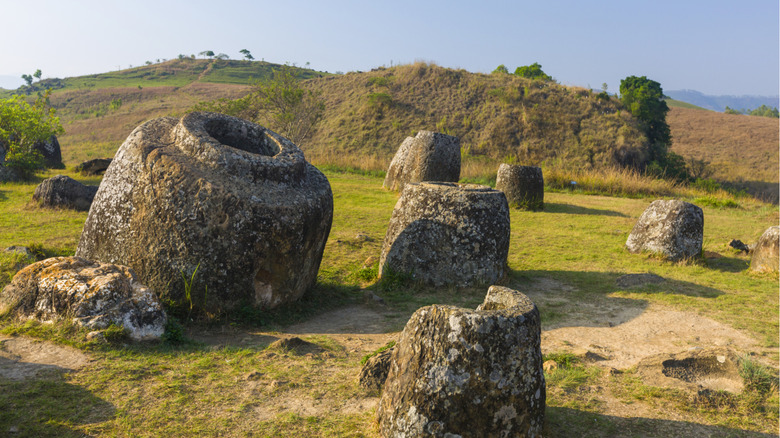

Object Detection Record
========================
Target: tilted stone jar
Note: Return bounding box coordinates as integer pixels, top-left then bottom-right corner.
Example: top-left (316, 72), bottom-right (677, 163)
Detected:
top-left (76, 112), bottom-right (333, 313)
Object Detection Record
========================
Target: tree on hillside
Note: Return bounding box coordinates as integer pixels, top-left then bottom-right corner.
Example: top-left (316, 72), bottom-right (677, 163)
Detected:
top-left (215, 53), bottom-right (230, 60)
top-left (199, 50), bottom-right (215, 59)
top-left (492, 64), bottom-right (509, 74)
top-left (240, 49), bottom-right (254, 61)
top-left (514, 63), bottom-right (553, 81)
top-left (0, 91), bottom-right (64, 178)
top-left (33, 69), bottom-right (42, 81)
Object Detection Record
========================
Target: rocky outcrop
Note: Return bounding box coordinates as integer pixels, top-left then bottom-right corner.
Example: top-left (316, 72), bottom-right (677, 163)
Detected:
top-left (76, 112), bottom-right (333, 314)
top-left (495, 164), bottom-right (544, 210)
top-left (32, 175), bottom-right (98, 211)
top-left (626, 200), bottom-right (703, 261)
top-left (383, 131), bottom-right (460, 192)
top-left (379, 182), bottom-right (510, 287)
top-left (750, 226), bottom-right (779, 273)
top-left (378, 286), bottom-right (545, 437)
top-left (76, 158), bottom-right (113, 176)
top-left (33, 135), bottom-right (63, 168)
top-left (0, 257), bottom-right (166, 341)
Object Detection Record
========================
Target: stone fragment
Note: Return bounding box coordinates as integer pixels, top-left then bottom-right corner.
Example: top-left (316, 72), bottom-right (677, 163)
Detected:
top-left (383, 131), bottom-right (460, 192)
top-left (379, 182), bottom-right (510, 287)
top-left (625, 200), bottom-right (703, 261)
top-left (495, 163), bottom-right (544, 210)
top-left (0, 257), bottom-right (166, 341)
top-left (76, 112), bottom-right (333, 314)
top-left (378, 286), bottom-right (545, 437)
top-left (359, 345), bottom-right (395, 391)
top-left (728, 239), bottom-right (750, 254)
top-left (750, 226), bottom-right (779, 273)
top-left (3, 246), bottom-right (34, 259)
top-left (32, 175), bottom-right (98, 211)
top-left (75, 158), bottom-right (112, 175)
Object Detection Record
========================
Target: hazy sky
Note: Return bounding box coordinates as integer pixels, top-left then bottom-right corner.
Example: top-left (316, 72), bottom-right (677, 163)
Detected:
top-left (1, 0), bottom-right (777, 96)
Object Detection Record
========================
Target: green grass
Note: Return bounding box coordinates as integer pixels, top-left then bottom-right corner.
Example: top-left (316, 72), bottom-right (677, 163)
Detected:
top-left (665, 98), bottom-right (710, 111)
top-left (0, 170), bottom-right (777, 436)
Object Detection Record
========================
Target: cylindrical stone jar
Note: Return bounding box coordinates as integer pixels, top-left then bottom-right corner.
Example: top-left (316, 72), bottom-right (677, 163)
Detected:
top-left (378, 286), bottom-right (546, 437)
top-left (379, 182), bottom-right (510, 287)
top-left (76, 112), bottom-right (333, 313)
top-left (383, 131), bottom-right (461, 192)
top-left (495, 163), bottom-right (544, 210)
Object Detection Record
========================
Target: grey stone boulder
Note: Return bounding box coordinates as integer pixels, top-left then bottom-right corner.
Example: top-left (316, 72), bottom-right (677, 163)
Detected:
top-left (750, 226), bottom-right (779, 273)
top-left (76, 112), bottom-right (333, 314)
top-left (495, 163), bottom-right (544, 210)
top-left (379, 182), bottom-right (510, 287)
top-left (377, 286), bottom-right (545, 437)
top-left (626, 200), bottom-right (703, 262)
top-left (33, 175), bottom-right (98, 211)
top-left (76, 158), bottom-right (113, 175)
top-left (0, 257), bottom-right (166, 341)
top-left (358, 345), bottom-right (395, 392)
top-left (32, 135), bottom-right (63, 168)
top-left (383, 131), bottom-right (460, 192)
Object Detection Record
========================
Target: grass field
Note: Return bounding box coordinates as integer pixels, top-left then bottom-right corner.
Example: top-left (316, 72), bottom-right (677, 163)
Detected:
top-left (0, 168), bottom-right (777, 437)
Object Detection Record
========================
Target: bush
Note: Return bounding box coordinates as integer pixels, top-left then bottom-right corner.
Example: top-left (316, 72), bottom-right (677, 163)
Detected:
top-left (0, 91), bottom-right (64, 178)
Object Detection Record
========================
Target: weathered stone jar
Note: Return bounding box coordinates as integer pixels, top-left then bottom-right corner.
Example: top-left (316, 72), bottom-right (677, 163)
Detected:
top-left (76, 112), bottom-right (333, 313)
top-left (495, 163), bottom-right (544, 210)
top-left (383, 131), bottom-right (460, 192)
top-left (379, 182), bottom-right (510, 287)
top-left (378, 286), bottom-right (545, 437)
top-left (750, 226), bottom-right (779, 273)
top-left (626, 199), bottom-right (703, 262)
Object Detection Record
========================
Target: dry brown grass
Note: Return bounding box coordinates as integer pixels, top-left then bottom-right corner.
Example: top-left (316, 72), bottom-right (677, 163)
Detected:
top-left (668, 107), bottom-right (778, 183)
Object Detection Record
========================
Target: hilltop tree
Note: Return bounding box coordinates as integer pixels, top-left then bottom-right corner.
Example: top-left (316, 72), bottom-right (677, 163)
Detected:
top-left (21, 74), bottom-right (33, 87)
top-left (240, 49), bottom-right (254, 60)
top-left (492, 64), bottom-right (509, 74)
top-left (199, 50), bottom-right (215, 59)
top-left (514, 63), bottom-right (553, 81)
top-left (215, 53), bottom-right (230, 60)
top-left (33, 69), bottom-right (42, 80)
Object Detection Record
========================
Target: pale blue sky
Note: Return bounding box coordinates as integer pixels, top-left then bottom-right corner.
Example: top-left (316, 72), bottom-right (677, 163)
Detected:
top-left (1, 0), bottom-right (777, 95)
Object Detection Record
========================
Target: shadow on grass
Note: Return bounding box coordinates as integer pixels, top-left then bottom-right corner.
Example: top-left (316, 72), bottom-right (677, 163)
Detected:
top-left (546, 406), bottom-right (775, 438)
top-left (544, 202), bottom-right (629, 217)
top-left (506, 269), bottom-right (726, 330)
top-left (705, 255), bottom-right (751, 273)
top-left (0, 190), bottom-right (7, 202)
top-left (0, 370), bottom-right (115, 437)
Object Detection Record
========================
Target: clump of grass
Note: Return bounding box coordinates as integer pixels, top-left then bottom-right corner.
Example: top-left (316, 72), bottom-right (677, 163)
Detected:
top-left (692, 195), bottom-right (740, 209)
top-left (543, 352), bottom-right (601, 391)
top-left (360, 340), bottom-right (396, 365)
top-left (102, 324), bottom-right (130, 344)
top-left (740, 355), bottom-right (779, 394)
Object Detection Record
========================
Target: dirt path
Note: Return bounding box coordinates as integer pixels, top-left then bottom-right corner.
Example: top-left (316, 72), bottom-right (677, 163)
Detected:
top-left (0, 335), bottom-right (91, 380)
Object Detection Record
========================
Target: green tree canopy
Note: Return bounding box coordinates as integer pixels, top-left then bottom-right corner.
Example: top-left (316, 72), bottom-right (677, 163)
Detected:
top-left (513, 63), bottom-right (553, 81)
top-left (0, 91), bottom-right (64, 177)
top-left (492, 64), bottom-right (509, 74)
top-left (619, 75), bottom-right (671, 162)
top-left (240, 49), bottom-right (254, 60)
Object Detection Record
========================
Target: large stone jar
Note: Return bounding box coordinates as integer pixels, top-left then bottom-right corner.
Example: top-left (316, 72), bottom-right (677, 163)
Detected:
top-left (378, 286), bottom-right (545, 437)
top-left (379, 182), bottom-right (510, 287)
top-left (625, 199), bottom-right (703, 262)
top-left (76, 112), bottom-right (333, 313)
top-left (495, 163), bottom-right (544, 210)
top-left (383, 131), bottom-right (460, 192)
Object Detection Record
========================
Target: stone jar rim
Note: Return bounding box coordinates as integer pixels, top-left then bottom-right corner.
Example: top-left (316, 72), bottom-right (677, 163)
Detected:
top-left (173, 112), bottom-right (306, 183)
top-left (413, 181), bottom-right (495, 192)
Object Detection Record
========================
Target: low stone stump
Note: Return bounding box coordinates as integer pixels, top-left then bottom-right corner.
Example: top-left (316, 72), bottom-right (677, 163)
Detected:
top-left (377, 286), bottom-right (545, 437)
top-left (379, 182), bottom-right (509, 287)
top-left (383, 131), bottom-right (460, 192)
top-left (33, 135), bottom-right (63, 168)
top-left (626, 200), bottom-right (703, 261)
top-left (750, 226), bottom-right (779, 273)
top-left (76, 158), bottom-right (112, 175)
top-left (76, 112), bottom-right (333, 314)
top-left (495, 163), bottom-right (544, 210)
top-left (33, 175), bottom-right (98, 211)
top-left (0, 257), bottom-right (166, 341)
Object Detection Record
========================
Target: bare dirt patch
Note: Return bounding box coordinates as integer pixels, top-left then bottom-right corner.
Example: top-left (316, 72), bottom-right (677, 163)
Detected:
top-left (0, 335), bottom-right (90, 380)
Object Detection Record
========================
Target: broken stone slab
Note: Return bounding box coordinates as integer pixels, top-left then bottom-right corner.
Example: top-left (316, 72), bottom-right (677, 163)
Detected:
top-left (750, 226), bottom-right (779, 273)
top-left (33, 135), bottom-right (63, 169)
top-left (0, 257), bottom-right (167, 341)
top-left (495, 163), bottom-right (544, 210)
top-left (626, 200), bottom-right (703, 262)
top-left (76, 112), bottom-right (333, 314)
top-left (728, 239), bottom-right (750, 254)
top-left (358, 345), bottom-right (395, 392)
top-left (378, 286), bottom-right (545, 437)
top-left (379, 182), bottom-right (510, 287)
top-left (75, 158), bottom-right (112, 176)
top-left (32, 175), bottom-right (98, 211)
top-left (636, 347), bottom-right (743, 393)
top-left (383, 131), bottom-right (460, 192)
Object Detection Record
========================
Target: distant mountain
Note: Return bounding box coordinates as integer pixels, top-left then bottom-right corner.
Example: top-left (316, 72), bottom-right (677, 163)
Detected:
top-left (666, 89), bottom-right (779, 112)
